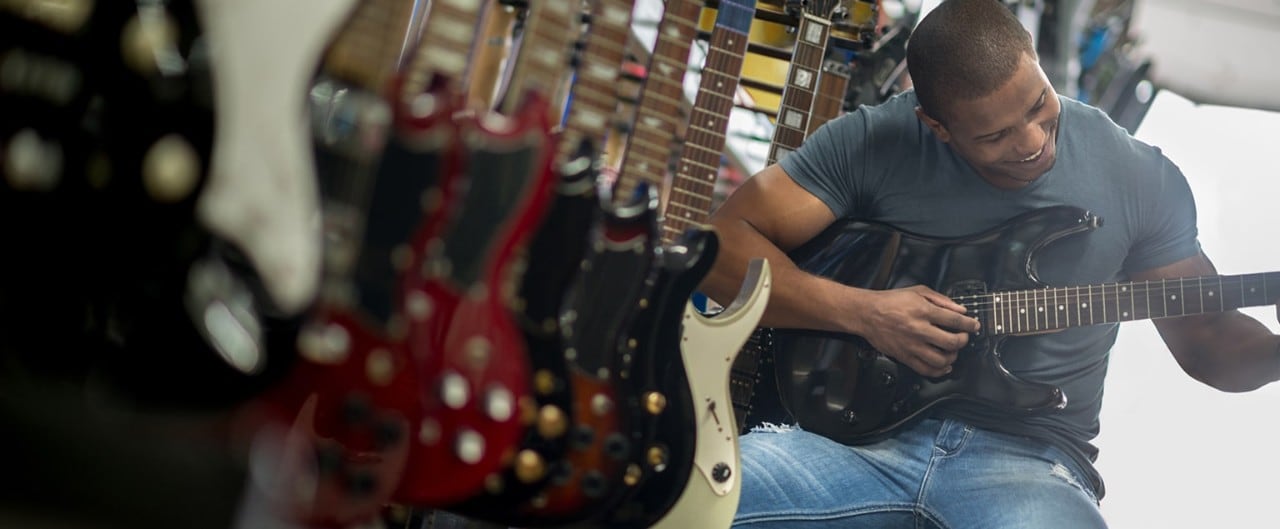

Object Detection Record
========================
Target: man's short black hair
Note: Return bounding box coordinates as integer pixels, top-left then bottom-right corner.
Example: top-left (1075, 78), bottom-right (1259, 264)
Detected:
top-left (906, 0), bottom-right (1036, 123)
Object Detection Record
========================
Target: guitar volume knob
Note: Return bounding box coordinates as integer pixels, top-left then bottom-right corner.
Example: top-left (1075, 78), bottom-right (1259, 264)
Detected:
top-left (711, 462), bottom-right (732, 483)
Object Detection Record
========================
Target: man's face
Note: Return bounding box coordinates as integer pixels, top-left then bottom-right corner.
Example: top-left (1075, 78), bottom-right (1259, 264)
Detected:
top-left (918, 53), bottom-right (1062, 189)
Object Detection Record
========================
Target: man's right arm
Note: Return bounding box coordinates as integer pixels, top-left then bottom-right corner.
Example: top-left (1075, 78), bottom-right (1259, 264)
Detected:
top-left (702, 163), bottom-right (979, 377)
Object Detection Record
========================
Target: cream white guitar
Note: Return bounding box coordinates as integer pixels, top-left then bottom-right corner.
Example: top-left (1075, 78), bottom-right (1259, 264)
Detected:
top-left (649, 0), bottom-right (769, 527)
top-left (653, 258), bottom-right (770, 529)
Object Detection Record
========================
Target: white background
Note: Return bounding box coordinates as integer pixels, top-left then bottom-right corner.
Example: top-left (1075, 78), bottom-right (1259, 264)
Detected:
top-left (1094, 91), bottom-right (1280, 527)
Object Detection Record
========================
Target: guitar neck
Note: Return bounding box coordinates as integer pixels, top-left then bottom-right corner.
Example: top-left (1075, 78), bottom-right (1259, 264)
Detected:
top-left (555, 0), bottom-right (635, 167)
top-left (765, 12), bottom-right (831, 166)
top-left (498, 2), bottom-right (578, 116)
top-left (662, 0), bottom-right (756, 245)
top-left (613, 0), bottom-right (704, 204)
top-left (400, 0), bottom-right (486, 101)
top-left (322, 0), bottom-right (417, 93)
top-left (807, 57), bottom-right (850, 136)
top-left (969, 272), bottom-right (1280, 336)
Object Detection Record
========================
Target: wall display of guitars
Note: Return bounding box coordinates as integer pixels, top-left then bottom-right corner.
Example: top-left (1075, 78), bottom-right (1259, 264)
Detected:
top-left (1, 0), bottom-right (932, 528)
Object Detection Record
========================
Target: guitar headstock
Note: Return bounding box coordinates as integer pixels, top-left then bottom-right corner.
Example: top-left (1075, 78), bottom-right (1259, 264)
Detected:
top-left (785, 0), bottom-right (847, 20)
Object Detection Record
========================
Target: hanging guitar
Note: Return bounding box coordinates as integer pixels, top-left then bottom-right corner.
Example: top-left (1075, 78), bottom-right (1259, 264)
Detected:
top-left (238, 0), bottom-right (437, 526)
top-left (591, 1), bottom-right (771, 527)
top-left (769, 205), bottom-right (1280, 446)
top-left (444, 0), bottom-right (642, 523)
top-left (730, 0), bottom-right (847, 433)
top-left (409, 0), bottom-right (602, 518)
top-left (396, 0), bottom-right (571, 507)
top-left (634, 0), bottom-right (774, 527)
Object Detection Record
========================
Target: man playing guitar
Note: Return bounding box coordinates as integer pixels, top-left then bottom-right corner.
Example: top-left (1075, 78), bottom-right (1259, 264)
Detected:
top-left (701, 1), bottom-right (1280, 527)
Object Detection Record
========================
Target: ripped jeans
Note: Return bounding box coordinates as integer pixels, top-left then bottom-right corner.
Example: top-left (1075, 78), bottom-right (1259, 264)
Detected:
top-left (732, 418), bottom-right (1106, 529)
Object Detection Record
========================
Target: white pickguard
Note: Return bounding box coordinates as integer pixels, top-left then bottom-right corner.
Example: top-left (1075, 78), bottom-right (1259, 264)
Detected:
top-left (652, 258), bottom-right (771, 529)
top-left (193, 0), bottom-right (357, 315)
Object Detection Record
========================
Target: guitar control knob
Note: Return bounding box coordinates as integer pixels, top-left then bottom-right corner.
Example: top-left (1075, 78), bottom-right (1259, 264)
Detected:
top-left (314, 444), bottom-right (344, 476)
top-left (341, 394), bottom-right (372, 425)
top-left (344, 470), bottom-right (377, 497)
top-left (514, 449), bottom-right (547, 484)
top-left (572, 425), bottom-right (595, 448)
top-left (647, 445), bottom-right (669, 472)
top-left (536, 405), bottom-right (568, 439)
top-left (623, 464), bottom-right (643, 486)
top-left (604, 433), bottom-right (629, 460)
top-left (582, 470), bottom-right (606, 498)
top-left (711, 462), bottom-right (732, 483)
top-left (455, 429), bottom-right (485, 464)
top-left (643, 391), bottom-right (667, 415)
top-left (142, 134), bottom-right (201, 203)
top-left (373, 417), bottom-right (404, 449)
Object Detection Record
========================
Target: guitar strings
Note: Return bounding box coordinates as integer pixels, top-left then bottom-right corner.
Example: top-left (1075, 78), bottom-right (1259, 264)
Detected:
top-left (944, 275), bottom-right (1277, 313)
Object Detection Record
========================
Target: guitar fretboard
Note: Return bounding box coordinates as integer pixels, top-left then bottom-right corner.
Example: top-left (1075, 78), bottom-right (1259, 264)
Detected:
top-left (613, 0), bottom-right (703, 204)
top-left (962, 272), bottom-right (1280, 336)
top-left (499, 2), bottom-right (578, 116)
top-left (662, 0), bottom-right (756, 245)
top-left (325, 0), bottom-right (417, 92)
top-left (401, 0), bottom-right (485, 99)
top-left (807, 57), bottom-right (850, 136)
top-left (766, 12), bottom-right (831, 166)
top-left (555, 0), bottom-right (634, 167)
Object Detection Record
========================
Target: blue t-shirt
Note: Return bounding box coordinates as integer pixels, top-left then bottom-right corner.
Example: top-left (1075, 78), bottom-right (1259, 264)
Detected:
top-left (778, 90), bottom-right (1200, 496)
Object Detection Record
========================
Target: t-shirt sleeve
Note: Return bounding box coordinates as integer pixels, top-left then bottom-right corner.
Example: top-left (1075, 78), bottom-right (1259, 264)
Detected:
top-left (776, 110), bottom-right (867, 219)
top-left (1122, 151), bottom-right (1201, 273)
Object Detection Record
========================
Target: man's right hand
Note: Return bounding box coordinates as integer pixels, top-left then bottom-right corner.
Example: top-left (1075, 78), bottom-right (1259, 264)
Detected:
top-left (849, 285), bottom-right (981, 378)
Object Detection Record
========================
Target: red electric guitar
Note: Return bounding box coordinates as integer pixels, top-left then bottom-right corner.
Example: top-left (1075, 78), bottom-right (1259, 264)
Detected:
top-left (396, 0), bottom-right (576, 506)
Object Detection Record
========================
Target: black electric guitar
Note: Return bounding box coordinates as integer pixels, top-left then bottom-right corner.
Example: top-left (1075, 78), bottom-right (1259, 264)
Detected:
top-left (768, 205), bottom-right (1280, 446)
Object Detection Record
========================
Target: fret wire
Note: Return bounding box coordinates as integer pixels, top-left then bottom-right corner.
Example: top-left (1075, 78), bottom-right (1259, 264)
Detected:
top-left (1013, 290), bottom-right (1020, 333)
top-left (1197, 276), bottom-right (1204, 314)
top-left (1039, 289), bottom-right (1046, 329)
top-left (1026, 289), bottom-right (1032, 331)
top-left (1100, 283), bottom-right (1106, 322)
top-left (682, 158), bottom-right (719, 171)
top-left (1076, 285), bottom-right (1083, 325)
top-left (1266, 273), bottom-right (1272, 306)
top-left (1121, 281), bottom-right (1131, 318)
top-left (1053, 286), bottom-right (1060, 329)
top-left (1163, 278), bottom-right (1172, 316)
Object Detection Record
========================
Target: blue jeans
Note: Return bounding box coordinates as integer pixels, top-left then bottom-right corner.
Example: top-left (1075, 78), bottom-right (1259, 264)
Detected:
top-left (732, 418), bottom-right (1106, 529)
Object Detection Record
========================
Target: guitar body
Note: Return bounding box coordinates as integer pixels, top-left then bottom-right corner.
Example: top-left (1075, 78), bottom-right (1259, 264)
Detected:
top-left (247, 62), bottom-right (441, 529)
top-left (651, 257), bottom-right (772, 529)
top-left (604, 229), bottom-right (718, 528)
top-left (770, 206), bottom-right (1098, 445)
top-left (445, 139), bottom-right (599, 520)
top-left (400, 94), bottom-right (557, 506)
top-left (252, 309), bottom-right (418, 528)
top-left (518, 185), bottom-right (657, 525)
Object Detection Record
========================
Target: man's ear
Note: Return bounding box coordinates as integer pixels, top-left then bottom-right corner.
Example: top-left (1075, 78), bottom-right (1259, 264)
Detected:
top-left (915, 106), bottom-right (951, 143)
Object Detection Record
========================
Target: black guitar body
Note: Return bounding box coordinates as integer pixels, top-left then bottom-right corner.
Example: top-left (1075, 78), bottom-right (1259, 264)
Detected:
top-left (772, 205), bottom-right (1102, 445)
top-left (605, 229), bottom-right (717, 529)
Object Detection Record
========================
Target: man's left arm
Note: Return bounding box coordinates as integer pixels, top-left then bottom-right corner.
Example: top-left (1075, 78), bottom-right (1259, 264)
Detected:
top-left (1135, 251), bottom-right (1280, 392)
